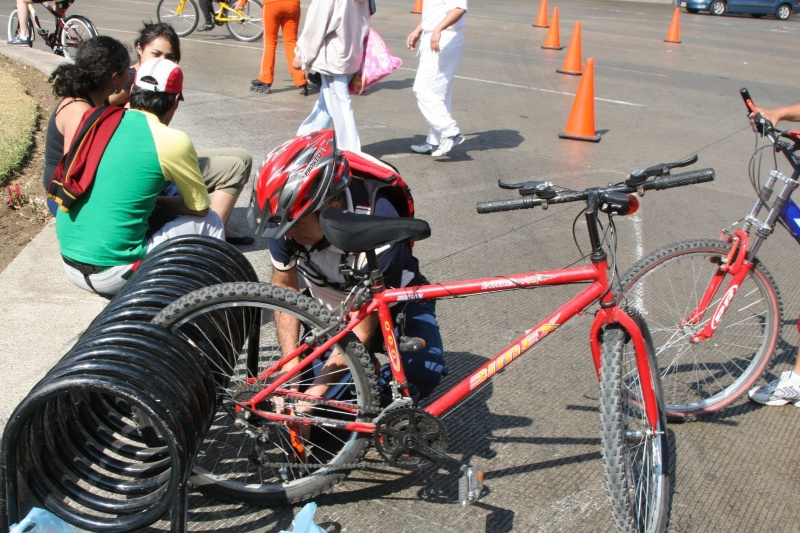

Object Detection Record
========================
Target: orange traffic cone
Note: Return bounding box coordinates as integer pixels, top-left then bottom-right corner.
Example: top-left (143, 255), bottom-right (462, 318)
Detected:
top-left (541, 7), bottom-right (564, 50)
top-left (557, 21), bottom-right (582, 75)
top-left (559, 57), bottom-right (600, 142)
top-left (532, 0), bottom-right (549, 28)
top-left (665, 7), bottom-right (681, 43)
top-left (412, 0), bottom-right (422, 14)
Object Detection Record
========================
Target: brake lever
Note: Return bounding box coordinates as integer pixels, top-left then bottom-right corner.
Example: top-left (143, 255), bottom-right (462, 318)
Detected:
top-left (625, 154), bottom-right (699, 187)
top-left (497, 179), bottom-right (556, 199)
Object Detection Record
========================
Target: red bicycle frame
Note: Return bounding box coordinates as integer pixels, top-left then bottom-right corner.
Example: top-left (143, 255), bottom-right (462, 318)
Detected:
top-left (238, 257), bottom-right (661, 433)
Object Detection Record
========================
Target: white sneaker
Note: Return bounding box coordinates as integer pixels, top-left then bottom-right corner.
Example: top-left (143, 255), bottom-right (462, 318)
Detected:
top-left (748, 371), bottom-right (800, 406)
top-left (410, 142), bottom-right (436, 154)
top-left (431, 134), bottom-right (465, 157)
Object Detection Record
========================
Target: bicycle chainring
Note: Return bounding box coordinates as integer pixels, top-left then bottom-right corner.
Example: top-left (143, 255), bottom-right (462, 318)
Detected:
top-left (374, 407), bottom-right (447, 469)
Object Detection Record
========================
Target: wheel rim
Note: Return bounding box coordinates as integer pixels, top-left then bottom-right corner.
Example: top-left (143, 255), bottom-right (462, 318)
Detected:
top-left (226, 1), bottom-right (263, 41)
top-left (163, 298), bottom-right (373, 497)
top-left (712, 2), bottom-right (725, 14)
top-left (777, 5), bottom-right (790, 18)
top-left (61, 18), bottom-right (95, 60)
top-left (624, 246), bottom-right (778, 416)
top-left (158, 0), bottom-right (198, 37)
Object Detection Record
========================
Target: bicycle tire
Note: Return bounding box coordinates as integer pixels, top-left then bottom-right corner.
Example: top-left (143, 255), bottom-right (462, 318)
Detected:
top-left (620, 238), bottom-right (782, 420)
top-left (157, 0), bottom-right (199, 37)
top-left (225, 0), bottom-right (263, 42)
top-left (152, 282), bottom-right (380, 506)
top-left (60, 15), bottom-right (98, 60)
top-left (599, 320), bottom-right (671, 533)
top-left (7, 10), bottom-right (33, 44)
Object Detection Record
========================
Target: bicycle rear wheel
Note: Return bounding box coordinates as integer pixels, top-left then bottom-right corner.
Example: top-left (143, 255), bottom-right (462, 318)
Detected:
top-left (621, 239), bottom-right (782, 420)
top-left (599, 320), bottom-right (671, 533)
top-left (225, 0), bottom-right (263, 42)
top-left (157, 0), bottom-right (199, 37)
top-left (152, 282), bottom-right (380, 506)
top-left (60, 15), bottom-right (97, 60)
top-left (7, 9), bottom-right (34, 44)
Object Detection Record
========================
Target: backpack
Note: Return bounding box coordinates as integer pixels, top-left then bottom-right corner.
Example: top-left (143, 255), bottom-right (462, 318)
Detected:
top-left (341, 149), bottom-right (414, 220)
top-left (48, 106), bottom-right (125, 212)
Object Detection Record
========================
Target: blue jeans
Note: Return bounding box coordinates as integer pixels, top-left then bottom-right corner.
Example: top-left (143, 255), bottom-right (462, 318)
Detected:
top-left (311, 299), bottom-right (446, 404)
top-left (379, 298), bottom-right (446, 403)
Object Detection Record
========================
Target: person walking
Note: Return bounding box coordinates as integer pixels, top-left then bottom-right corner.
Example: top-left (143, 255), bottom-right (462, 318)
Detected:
top-left (292, 0), bottom-right (369, 151)
top-left (407, 0), bottom-right (468, 158)
top-left (250, 0), bottom-right (307, 95)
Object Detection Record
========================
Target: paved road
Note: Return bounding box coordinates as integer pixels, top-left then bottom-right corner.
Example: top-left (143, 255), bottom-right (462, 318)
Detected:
top-left (2, 0), bottom-right (799, 531)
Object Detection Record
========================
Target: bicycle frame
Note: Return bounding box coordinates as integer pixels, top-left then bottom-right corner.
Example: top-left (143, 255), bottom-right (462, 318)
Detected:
top-left (235, 210), bottom-right (661, 434)
top-left (25, 2), bottom-right (69, 49)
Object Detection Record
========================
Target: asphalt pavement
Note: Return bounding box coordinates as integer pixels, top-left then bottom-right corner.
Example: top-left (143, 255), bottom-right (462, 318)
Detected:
top-left (1, 0), bottom-right (799, 531)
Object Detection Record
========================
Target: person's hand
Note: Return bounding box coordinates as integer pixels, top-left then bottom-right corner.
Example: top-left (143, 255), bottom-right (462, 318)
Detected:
top-left (430, 29), bottom-right (442, 53)
top-left (292, 57), bottom-right (303, 71)
top-left (407, 28), bottom-right (421, 50)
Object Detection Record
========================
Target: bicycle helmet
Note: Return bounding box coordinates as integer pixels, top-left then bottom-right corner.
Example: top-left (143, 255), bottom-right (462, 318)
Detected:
top-left (248, 130), bottom-right (350, 240)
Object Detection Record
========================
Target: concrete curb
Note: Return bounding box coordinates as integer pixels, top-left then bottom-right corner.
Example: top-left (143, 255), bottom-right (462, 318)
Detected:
top-left (0, 46), bottom-right (104, 431)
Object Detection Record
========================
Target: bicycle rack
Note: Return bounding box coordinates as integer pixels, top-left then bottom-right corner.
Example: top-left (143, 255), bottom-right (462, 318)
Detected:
top-left (0, 236), bottom-right (259, 532)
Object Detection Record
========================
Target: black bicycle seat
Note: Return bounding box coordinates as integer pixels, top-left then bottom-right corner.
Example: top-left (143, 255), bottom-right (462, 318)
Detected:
top-left (319, 208), bottom-right (431, 253)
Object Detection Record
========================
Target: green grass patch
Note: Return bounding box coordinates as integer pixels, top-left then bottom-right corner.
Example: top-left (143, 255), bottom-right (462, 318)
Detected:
top-left (0, 66), bottom-right (39, 186)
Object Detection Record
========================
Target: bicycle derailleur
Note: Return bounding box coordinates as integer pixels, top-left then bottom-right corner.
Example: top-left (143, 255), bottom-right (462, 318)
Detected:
top-left (373, 407), bottom-right (485, 506)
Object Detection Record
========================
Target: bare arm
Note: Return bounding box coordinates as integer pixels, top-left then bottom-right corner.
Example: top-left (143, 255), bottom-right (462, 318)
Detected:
top-left (430, 8), bottom-right (466, 52)
top-left (271, 267), bottom-right (302, 360)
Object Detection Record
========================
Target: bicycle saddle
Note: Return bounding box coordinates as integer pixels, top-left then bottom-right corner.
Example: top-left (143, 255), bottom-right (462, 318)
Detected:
top-left (318, 208), bottom-right (431, 253)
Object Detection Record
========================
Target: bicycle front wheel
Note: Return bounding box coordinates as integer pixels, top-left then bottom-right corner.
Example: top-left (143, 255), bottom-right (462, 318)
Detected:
top-left (60, 15), bottom-right (97, 60)
top-left (226, 0), bottom-right (263, 42)
top-left (621, 239), bottom-right (782, 420)
top-left (599, 322), bottom-right (671, 533)
top-left (152, 282), bottom-right (380, 506)
top-left (157, 0), bottom-right (199, 37)
top-left (7, 9), bottom-right (33, 43)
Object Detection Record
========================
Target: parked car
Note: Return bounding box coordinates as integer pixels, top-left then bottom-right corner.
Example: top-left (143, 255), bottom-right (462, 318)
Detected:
top-left (678, 0), bottom-right (800, 19)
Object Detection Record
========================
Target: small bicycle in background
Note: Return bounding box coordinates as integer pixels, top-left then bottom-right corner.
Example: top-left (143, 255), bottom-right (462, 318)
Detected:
top-left (620, 88), bottom-right (800, 421)
top-left (6, 0), bottom-right (97, 60)
top-left (156, 0), bottom-right (263, 42)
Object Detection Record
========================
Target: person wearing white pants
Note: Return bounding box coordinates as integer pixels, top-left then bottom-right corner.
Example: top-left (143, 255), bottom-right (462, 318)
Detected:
top-left (296, 75), bottom-right (361, 151)
top-left (407, 0), bottom-right (468, 158)
top-left (293, 0), bottom-right (369, 152)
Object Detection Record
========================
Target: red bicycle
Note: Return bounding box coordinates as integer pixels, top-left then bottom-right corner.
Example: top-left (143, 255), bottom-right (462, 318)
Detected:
top-left (620, 88), bottom-right (797, 421)
top-left (6, 0), bottom-right (97, 60)
top-left (153, 163), bottom-right (714, 532)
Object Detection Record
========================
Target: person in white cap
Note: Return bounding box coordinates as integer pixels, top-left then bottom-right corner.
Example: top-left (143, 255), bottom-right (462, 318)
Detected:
top-left (55, 58), bottom-right (225, 297)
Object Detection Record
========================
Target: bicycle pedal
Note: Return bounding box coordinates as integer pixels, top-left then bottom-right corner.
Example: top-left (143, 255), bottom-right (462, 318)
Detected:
top-left (458, 465), bottom-right (484, 506)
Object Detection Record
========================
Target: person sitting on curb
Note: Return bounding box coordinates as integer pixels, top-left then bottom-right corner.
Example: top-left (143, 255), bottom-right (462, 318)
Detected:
top-left (56, 58), bottom-right (224, 297)
top-left (108, 22), bottom-right (255, 246)
top-left (747, 102), bottom-right (800, 407)
top-left (43, 36), bottom-right (131, 217)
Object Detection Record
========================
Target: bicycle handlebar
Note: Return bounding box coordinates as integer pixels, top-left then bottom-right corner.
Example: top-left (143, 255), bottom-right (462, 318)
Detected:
top-left (476, 168), bottom-right (715, 214)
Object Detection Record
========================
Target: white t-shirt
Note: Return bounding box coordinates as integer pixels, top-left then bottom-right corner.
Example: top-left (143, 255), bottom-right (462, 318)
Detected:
top-left (422, 0), bottom-right (468, 32)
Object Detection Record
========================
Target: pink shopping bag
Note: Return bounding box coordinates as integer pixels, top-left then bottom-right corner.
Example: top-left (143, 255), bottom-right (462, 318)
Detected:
top-left (349, 29), bottom-right (402, 95)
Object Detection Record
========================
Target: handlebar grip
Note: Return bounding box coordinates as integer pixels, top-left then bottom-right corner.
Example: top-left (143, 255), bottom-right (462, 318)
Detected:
top-left (740, 88), bottom-right (755, 112)
top-left (477, 196), bottom-right (540, 213)
top-left (651, 168), bottom-right (715, 190)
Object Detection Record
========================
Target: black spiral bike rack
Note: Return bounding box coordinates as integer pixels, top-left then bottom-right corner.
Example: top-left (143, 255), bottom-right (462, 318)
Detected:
top-left (0, 236), bottom-right (258, 532)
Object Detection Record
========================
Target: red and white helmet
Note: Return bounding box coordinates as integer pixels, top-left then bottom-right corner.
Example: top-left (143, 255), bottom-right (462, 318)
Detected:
top-left (248, 130), bottom-right (350, 239)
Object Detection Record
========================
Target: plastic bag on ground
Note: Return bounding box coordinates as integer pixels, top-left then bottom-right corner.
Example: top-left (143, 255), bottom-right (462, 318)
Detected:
top-left (9, 507), bottom-right (78, 533)
top-left (278, 502), bottom-right (326, 533)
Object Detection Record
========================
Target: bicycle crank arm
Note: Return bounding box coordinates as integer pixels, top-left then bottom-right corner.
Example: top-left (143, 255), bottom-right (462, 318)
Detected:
top-left (402, 435), bottom-right (486, 506)
top-left (403, 435), bottom-right (463, 470)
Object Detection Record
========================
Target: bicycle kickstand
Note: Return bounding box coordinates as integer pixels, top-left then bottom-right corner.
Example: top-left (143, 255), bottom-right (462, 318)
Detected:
top-left (402, 438), bottom-right (485, 506)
